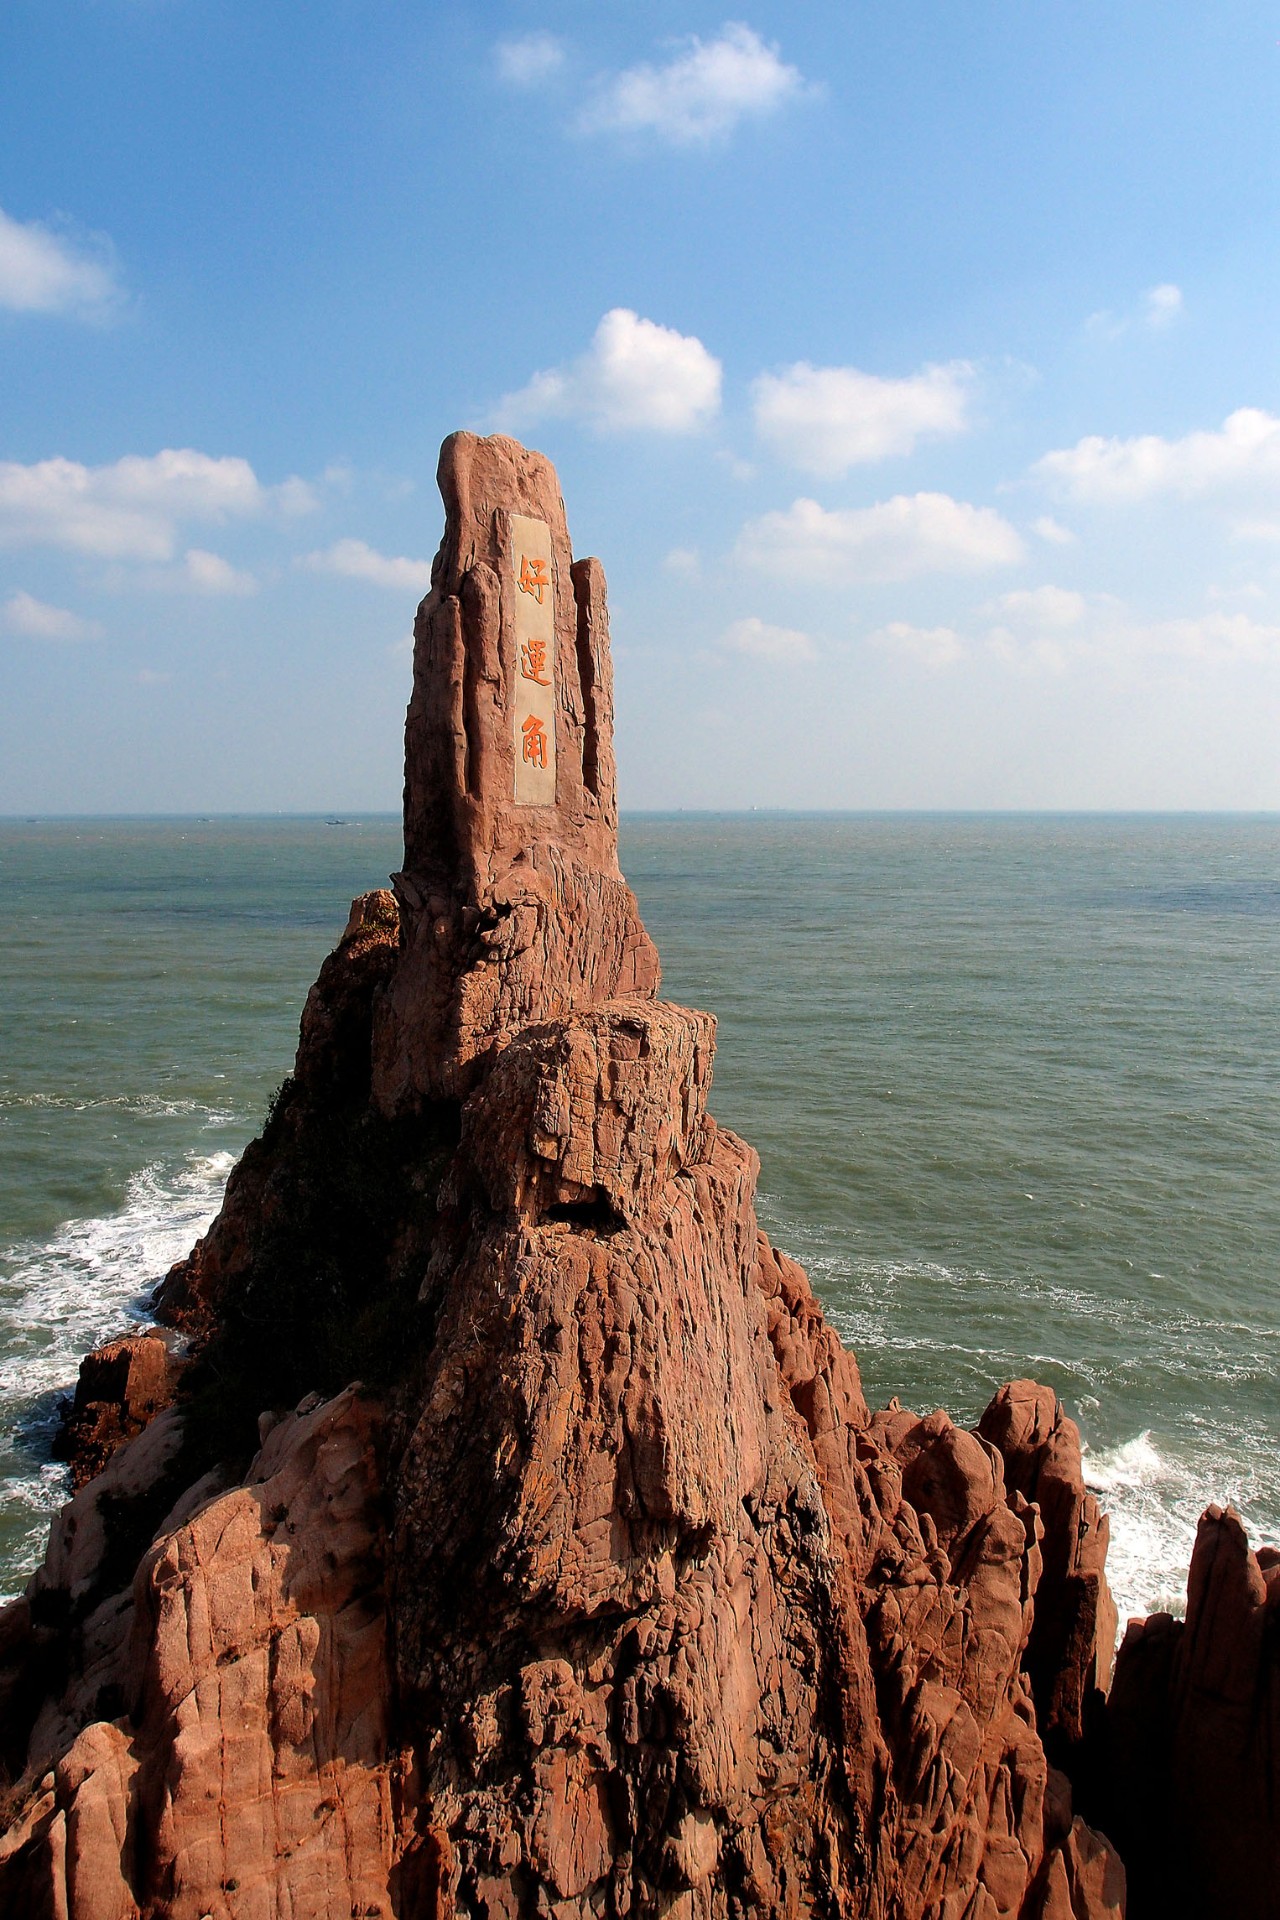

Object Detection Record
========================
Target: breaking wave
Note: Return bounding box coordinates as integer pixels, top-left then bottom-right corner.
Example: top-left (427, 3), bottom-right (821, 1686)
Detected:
top-left (755, 1195), bottom-right (1280, 1632)
top-left (0, 1147), bottom-right (233, 1598)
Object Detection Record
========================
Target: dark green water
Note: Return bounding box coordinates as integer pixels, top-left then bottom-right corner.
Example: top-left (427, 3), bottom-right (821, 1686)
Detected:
top-left (1, 813), bottom-right (1277, 1620)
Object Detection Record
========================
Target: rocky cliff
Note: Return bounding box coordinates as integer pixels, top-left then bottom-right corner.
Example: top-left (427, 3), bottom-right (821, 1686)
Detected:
top-left (0, 434), bottom-right (1275, 1919)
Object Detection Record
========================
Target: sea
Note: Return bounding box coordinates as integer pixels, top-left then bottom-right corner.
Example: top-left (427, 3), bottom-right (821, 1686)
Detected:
top-left (1, 813), bottom-right (1277, 1623)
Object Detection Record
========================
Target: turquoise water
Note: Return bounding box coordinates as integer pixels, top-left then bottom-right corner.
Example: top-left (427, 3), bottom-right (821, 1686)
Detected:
top-left (1, 814), bottom-right (1277, 1619)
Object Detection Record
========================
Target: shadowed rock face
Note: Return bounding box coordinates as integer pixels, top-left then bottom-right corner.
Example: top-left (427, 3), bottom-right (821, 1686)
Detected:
top-left (1104, 1505), bottom-right (1280, 1920)
top-left (0, 433), bottom-right (1272, 1918)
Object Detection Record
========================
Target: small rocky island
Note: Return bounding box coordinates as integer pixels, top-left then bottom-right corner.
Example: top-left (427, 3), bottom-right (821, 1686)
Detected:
top-left (0, 434), bottom-right (1275, 1919)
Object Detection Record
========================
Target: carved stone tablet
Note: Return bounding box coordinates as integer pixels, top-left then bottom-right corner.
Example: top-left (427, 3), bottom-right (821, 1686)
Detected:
top-left (510, 512), bottom-right (556, 805)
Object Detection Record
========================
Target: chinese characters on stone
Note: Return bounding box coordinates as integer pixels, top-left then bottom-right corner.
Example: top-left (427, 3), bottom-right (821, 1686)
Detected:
top-left (510, 516), bottom-right (555, 805)
top-left (520, 637), bottom-right (551, 686)
top-left (518, 554), bottom-right (549, 604)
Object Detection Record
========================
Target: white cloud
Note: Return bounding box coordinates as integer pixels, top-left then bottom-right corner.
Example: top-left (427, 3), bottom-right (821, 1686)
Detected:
top-left (104, 547), bottom-right (258, 595)
top-left (303, 538), bottom-right (433, 591)
top-left (1036, 408), bottom-right (1280, 504)
top-left (578, 23), bottom-right (808, 146)
top-left (870, 621), bottom-right (964, 669)
top-left (738, 493), bottom-right (1024, 583)
top-left (496, 32), bottom-right (565, 87)
top-left (663, 546), bottom-right (701, 577)
top-left (719, 616), bottom-right (815, 662)
top-left (752, 361), bottom-right (973, 475)
top-left (1145, 283), bottom-right (1184, 329)
top-left (865, 585), bottom-right (1280, 677)
top-left (1032, 514), bottom-right (1077, 546)
top-left (1085, 282), bottom-right (1185, 340)
top-left (0, 206), bottom-right (121, 318)
top-left (984, 590), bottom-right (1280, 668)
top-left (175, 549), bottom-right (258, 595)
top-left (1, 590), bottom-right (102, 641)
top-left (0, 450), bottom-right (314, 560)
top-left (495, 309), bottom-right (721, 434)
top-left (987, 586), bottom-right (1086, 630)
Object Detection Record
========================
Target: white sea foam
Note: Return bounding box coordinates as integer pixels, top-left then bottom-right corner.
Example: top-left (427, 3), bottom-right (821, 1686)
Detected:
top-left (1085, 1427), bottom-right (1279, 1627)
top-left (1, 1090), bottom-right (237, 1121)
top-left (756, 1197), bottom-right (1280, 1636)
top-left (1082, 1431), bottom-right (1202, 1621)
top-left (0, 1147), bottom-right (233, 1596)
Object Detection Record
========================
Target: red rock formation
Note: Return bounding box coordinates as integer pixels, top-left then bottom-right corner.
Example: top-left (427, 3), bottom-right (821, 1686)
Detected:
top-left (1105, 1503), bottom-right (1280, 1918)
top-left (55, 1332), bottom-right (184, 1492)
top-left (977, 1383), bottom-right (1117, 1761)
top-left (16, 428), bottom-right (1276, 1918)
top-left (0, 1389), bottom-right (391, 1919)
top-left (372, 432), bottom-right (658, 1110)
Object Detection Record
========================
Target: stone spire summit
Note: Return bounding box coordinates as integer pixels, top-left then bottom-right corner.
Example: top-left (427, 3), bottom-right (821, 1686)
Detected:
top-left (373, 432), bottom-right (659, 1108)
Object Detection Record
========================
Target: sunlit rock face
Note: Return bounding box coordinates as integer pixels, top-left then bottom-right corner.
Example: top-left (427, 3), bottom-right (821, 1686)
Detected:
top-left (11, 433), bottom-right (1275, 1920)
top-left (371, 431), bottom-right (658, 1110)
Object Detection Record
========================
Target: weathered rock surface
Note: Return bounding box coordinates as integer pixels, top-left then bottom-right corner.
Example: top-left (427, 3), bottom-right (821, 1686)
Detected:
top-left (977, 1383), bottom-right (1117, 1763)
top-left (55, 1332), bottom-right (184, 1492)
top-left (0, 1388), bottom-right (391, 1920)
top-left (1104, 1503), bottom-right (1280, 1918)
top-left (0, 432), bottom-right (1272, 1917)
top-left (372, 433), bottom-right (658, 1111)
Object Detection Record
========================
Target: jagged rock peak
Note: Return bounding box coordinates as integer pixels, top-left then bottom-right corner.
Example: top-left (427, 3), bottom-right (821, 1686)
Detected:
top-left (373, 432), bottom-right (659, 1109)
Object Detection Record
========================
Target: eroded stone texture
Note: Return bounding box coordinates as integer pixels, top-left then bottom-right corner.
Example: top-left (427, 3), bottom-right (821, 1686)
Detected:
top-left (370, 432), bottom-right (658, 1108)
top-left (56, 1333), bottom-right (184, 1492)
top-left (19, 431), bottom-right (1280, 1918)
top-left (1105, 1503), bottom-right (1280, 1918)
top-left (377, 1000), bottom-right (1129, 1918)
top-left (456, 997), bottom-right (715, 1228)
top-left (0, 1390), bottom-right (394, 1920)
top-left (978, 1382), bottom-right (1118, 1758)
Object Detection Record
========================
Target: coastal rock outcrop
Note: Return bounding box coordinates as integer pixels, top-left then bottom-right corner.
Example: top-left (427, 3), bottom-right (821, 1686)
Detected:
top-left (1103, 1503), bottom-right (1280, 1918)
top-left (0, 432), bottom-right (1273, 1917)
top-left (54, 1332), bottom-right (183, 1492)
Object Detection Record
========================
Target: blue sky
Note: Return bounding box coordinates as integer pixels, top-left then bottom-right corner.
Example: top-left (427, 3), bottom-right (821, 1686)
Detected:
top-left (3, 2), bottom-right (1280, 811)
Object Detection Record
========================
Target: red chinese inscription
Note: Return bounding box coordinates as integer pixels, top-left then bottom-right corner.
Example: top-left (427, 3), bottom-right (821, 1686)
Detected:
top-left (520, 637), bottom-right (551, 685)
top-left (518, 555), bottom-right (549, 604)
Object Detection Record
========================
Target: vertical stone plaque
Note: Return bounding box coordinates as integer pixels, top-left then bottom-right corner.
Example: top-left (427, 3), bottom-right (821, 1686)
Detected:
top-left (510, 513), bottom-right (556, 806)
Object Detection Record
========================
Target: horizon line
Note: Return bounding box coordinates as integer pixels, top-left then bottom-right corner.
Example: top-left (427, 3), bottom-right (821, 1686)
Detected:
top-left (4, 807), bottom-right (1280, 823)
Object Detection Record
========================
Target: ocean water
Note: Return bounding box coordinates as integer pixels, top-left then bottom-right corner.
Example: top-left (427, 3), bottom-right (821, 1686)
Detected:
top-left (1, 814), bottom-right (1277, 1623)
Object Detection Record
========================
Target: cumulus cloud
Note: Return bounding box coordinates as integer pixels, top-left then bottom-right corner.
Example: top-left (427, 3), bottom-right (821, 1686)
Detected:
top-left (987, 586), bottom-right (1086, 630)
top-left (303, 538), bottom-right (433, 591)
top-left (1085, 282), bottom-right (1184, 340)
top-left (1145, 283), bottom-right (1184, 328)
top-left (868, 584), bottom-right (1280, 676)
top-left (1036, 408), bottom-right (1280, 503)
top-left (496, 32), bottom-right (565, 87)
top-left (719, 616), bottom-right (815, 662)
top-left (138, 549), bottom-right (258, 596)
top-left (578, 23), bottom-right (808, 146)
top-left (1032, 515), bottom-right (1076, 546)
top-left (0, 206), bottom-right (122, 318)
top-left (738, 493), bottom-right (1024, 583)
top-left (1, 590), bottom-right (102, 641)
top-left (0, 450), bottom-right (314, 560)
top-left (752, 361), bottom-right (973, 475)
top-left (869, 621), bottom-right (964, 669)
top-left (984, 590), bottom-right (1280, 669)
top-left (495, 309), bottom-right (721, 434)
